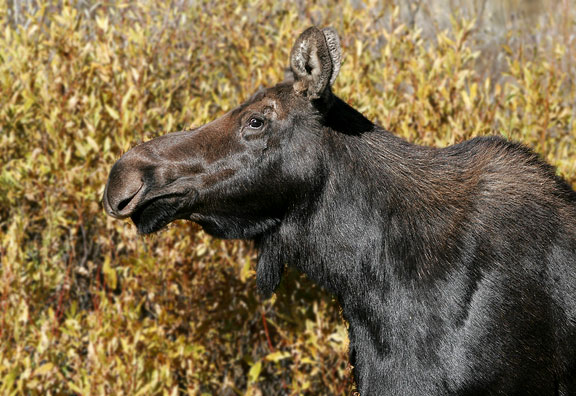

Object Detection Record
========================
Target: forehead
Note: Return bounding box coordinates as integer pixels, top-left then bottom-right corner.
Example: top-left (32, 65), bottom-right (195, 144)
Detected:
top-left (231, 82), bottom-right (297, 119)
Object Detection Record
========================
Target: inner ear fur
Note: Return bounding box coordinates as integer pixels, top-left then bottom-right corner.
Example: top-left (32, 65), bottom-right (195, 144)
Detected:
top-left (290, 26), bottom-right (342, 100)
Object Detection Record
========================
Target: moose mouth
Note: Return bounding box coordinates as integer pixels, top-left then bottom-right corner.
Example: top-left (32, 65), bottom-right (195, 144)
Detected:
top-left (103, 171), bottom-right (201, 234)
top-left (130, 191), bottom-right (198, 234)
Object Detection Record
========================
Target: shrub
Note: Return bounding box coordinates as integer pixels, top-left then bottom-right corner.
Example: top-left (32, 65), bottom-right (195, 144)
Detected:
top-left (0, 0), bottom-right (574, 394)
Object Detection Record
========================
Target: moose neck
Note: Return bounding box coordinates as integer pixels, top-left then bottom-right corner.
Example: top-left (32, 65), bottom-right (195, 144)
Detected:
top-left (258, 95), bottom-right (470, 302)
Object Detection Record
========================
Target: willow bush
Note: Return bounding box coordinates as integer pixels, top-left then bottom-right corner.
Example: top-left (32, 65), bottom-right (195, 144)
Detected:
top-left (1, 0), bottom-right (574, 395)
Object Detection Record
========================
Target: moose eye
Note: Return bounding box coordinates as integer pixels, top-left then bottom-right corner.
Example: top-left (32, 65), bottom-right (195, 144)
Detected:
top-left (248, 117), bottom-right (264, 129)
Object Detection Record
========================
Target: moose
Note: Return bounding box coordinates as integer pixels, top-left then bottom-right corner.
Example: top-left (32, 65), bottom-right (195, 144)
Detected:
top-left (103, 27), bottom-right (576, 395)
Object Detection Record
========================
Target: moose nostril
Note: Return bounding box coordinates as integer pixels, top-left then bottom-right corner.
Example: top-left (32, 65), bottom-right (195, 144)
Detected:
top-left (104, 155), bottom-right (150, 218)
top-left (111, 181), bottom-right (144, 214)
top-left (117, 195), bottom-right (136, 212)
top-left (104, 171), bottom-right (145, 218)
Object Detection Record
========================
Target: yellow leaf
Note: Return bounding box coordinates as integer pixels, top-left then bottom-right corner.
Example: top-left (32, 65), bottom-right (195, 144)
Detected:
top-left (86, 136), bottom-right (99, 153)
top-left (67, 381), bottom-right (84, 394)
top-left (265, 351), bottom-right (290, 362)
top-left (96, 15), bottom-right (109, 32)
top-left (105, 104), bottom-right (120, 120)
top-left (2, 368), bottom-right (17, 391)
top-left (103, 255), bottom-right (117, 290)
top-left (34, 363), bottom-right (54, 376)
top-left (18, 301), bottom-right (29, 324)
top-left (248, 360), bottom-right (262, 383)
top-left (240, 257), bottom-right (253, 283)
top-left (121, 86), bottom-right (135, 110)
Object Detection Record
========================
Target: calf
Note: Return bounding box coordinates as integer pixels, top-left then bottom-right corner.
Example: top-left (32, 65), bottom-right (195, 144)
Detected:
top-left (103, 27), bottom-right (576, 395)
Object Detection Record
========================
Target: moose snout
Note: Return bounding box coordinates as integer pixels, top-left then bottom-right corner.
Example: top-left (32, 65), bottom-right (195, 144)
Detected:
top-left (103, 160), bottom-right (145, 219)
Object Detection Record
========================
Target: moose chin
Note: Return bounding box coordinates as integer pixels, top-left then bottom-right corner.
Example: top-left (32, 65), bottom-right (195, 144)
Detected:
top-left (103, 27), bottom-right (576, 395)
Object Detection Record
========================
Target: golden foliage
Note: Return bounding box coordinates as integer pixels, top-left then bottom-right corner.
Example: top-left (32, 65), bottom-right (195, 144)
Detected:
top-left (0, 1), bottom-right (574, 395)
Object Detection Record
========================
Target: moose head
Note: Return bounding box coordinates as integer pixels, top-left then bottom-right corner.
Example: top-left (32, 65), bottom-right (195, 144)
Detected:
top-left (104, 27), bottom-right (344, 237)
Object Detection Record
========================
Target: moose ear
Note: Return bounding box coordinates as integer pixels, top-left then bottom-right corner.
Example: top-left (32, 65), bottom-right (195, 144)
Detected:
top-left (290, 26), bottom-right (342, 100)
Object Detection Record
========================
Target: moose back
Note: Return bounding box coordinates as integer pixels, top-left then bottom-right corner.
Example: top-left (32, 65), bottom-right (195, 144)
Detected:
top-left (103, 27), bottom-right (576, 395)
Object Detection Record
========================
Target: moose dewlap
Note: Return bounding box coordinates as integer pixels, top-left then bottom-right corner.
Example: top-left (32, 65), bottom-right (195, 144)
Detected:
top-left (103, 27), bottom-right (576, 395)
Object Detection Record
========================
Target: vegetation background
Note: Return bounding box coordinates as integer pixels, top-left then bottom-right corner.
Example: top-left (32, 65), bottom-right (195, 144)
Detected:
top-left (1, 0), bottom-right (575, 394)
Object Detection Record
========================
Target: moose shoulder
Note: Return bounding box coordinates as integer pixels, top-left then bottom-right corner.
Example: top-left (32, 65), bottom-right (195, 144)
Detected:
top-left (103, 27), bottom-right (576, 395)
